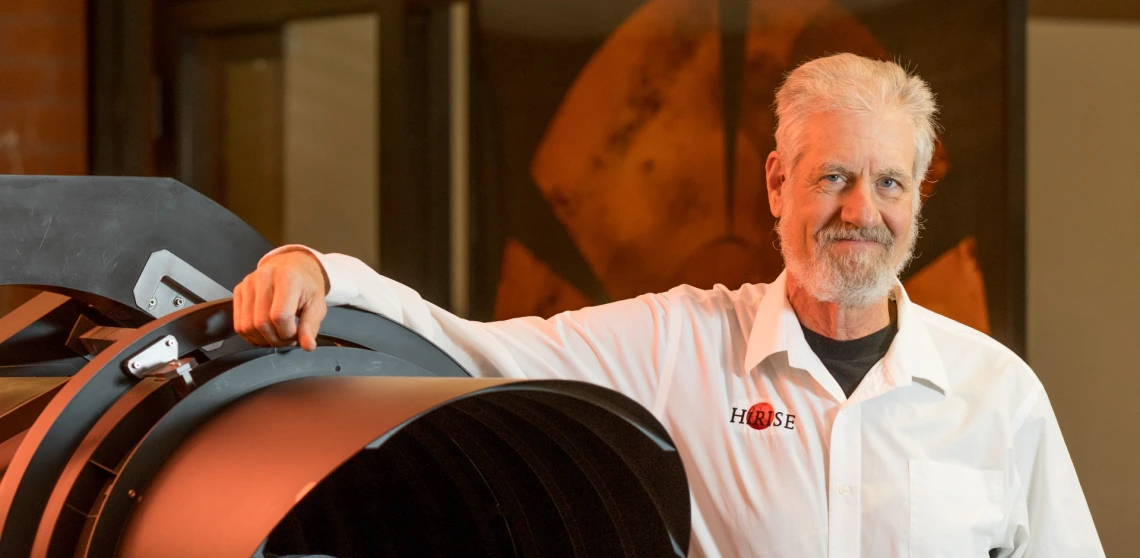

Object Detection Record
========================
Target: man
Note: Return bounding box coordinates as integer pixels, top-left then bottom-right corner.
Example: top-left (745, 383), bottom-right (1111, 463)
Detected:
top-left (235, 54), bottom-right (1102, 556)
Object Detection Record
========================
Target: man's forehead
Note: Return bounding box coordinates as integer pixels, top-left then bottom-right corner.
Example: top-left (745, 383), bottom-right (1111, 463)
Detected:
top-left (809, 160), bottom-right (911, 178)
top-left (800, 111), bottom-right (915, 149)
top-left (790, 110), bottom-right (919, 177)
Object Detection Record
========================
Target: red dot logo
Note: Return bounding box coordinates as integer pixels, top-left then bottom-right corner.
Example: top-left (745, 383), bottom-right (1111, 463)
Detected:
top-left (747, 402), bottom-right (775, 430)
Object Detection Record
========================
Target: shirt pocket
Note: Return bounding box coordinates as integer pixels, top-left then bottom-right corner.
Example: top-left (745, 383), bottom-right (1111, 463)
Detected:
top-left (909, 459), bottom-right (1004, 557)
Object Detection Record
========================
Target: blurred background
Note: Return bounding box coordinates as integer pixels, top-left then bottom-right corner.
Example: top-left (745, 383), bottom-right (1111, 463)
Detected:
top-left (0, 0), bottom-right (1136, 554)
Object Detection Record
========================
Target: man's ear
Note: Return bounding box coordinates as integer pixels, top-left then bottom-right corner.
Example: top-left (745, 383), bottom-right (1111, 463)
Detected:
top-left (765, 151), bottom-right (786, 218)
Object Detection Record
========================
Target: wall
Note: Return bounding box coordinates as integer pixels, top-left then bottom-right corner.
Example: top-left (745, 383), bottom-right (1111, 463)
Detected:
top-left (282, 14), bottom-right (380, 269)
top-left (1027, 18), bottom-right (1140, 556)
top-left (0, 0), bottom-right (87, 314)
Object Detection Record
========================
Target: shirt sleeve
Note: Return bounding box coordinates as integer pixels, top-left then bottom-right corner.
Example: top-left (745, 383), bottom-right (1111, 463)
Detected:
top-left (261, 245), bottom-right (677, 412)
top-left (999, 385), bottom-right (1104, 557)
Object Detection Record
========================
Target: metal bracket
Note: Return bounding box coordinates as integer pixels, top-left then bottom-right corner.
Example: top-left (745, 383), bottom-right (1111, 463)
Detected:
top-left (122, 335), bottom-right (195, 387)
top-left (133, 250), bottom-right (232, 319)
top-left (124, 335), bottom-right (178, 376)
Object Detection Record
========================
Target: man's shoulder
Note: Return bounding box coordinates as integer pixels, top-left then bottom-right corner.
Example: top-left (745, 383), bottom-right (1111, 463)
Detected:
top-left (911, 303), bottom-right (1042, 393)
top-left (664, 281), bottom-right (774, 304)
top-left (659, 281), bottom-right (773, 332)
top-left (913, 304), bottom-right (1015, 357)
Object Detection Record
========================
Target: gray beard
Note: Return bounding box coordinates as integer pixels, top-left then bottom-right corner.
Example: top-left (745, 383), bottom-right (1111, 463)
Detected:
top-left (777, 215), bottom-right (920, 308)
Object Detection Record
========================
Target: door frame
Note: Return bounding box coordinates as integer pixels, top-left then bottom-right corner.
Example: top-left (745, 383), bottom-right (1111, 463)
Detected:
top-left (89, 0), bottom-right (465, 309)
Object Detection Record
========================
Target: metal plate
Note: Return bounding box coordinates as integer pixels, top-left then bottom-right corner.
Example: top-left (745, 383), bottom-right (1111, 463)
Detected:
top-left (132, 249), bottom-right (232, 318)
top-left (122, 335), bottom-right (179, 378)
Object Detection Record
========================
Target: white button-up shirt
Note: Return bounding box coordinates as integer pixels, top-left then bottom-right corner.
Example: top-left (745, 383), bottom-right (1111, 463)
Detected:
top-left (280, 246), bottom-right (1103, 557)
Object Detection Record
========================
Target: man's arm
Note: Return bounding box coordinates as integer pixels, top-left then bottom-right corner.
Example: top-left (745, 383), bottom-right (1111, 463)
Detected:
top-left (234, 246), bottom-right (680, 412)
top-left (998, 386), bottom-right (1104, 557)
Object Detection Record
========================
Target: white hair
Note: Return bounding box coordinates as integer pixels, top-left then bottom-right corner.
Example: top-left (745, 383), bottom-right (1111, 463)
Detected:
top-left (773, 53), bottom-right (940, 185)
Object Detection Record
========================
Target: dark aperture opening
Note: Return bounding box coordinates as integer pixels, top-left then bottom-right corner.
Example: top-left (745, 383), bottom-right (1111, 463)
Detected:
top-left (261, 391), bottom-right (685, 558)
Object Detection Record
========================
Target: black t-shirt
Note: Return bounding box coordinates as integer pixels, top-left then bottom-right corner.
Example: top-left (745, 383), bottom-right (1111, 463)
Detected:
top-left (801, 321), bottom-right (898, 398)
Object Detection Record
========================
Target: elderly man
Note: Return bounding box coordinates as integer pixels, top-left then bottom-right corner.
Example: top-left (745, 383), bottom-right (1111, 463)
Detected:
top-left (234, 54), bottom-right (1102, 556)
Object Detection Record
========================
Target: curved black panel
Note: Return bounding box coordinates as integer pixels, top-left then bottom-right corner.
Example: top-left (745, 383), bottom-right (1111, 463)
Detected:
top-left (0, 176), bottom-right (273, 323)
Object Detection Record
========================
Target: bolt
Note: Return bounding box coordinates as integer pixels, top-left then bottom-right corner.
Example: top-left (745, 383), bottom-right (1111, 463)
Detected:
top-left (173, 297), bottom-right (185, 307)
top-left (130, 361), bottom-right (142, 370)
top-left (148, 298), bottom-right (157, 308)
top-left (165, 338), bottom-right (176, 347)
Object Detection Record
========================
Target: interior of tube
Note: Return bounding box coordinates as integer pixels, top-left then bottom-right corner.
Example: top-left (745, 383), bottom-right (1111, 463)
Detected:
top-left (259, 391), bottom-right (681, 558)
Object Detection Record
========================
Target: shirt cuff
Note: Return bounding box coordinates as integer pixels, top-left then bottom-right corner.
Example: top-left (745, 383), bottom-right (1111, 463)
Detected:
top-left (258, 244), bottom-right (359, 306)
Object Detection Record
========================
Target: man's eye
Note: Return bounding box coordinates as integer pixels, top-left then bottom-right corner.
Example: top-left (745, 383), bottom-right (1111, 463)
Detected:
top-left (823, 174), bottom-right (844, 183)
top-left (880, 178), bottom-right (898, 188)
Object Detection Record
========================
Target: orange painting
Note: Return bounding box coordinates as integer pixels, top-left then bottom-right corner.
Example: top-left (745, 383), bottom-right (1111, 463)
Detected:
top-left (484, 0), bottom-right (1006, 338)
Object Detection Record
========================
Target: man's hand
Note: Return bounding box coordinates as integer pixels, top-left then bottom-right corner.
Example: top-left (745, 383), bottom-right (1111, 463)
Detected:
top-left (233, 250), bottom-right (329, 351)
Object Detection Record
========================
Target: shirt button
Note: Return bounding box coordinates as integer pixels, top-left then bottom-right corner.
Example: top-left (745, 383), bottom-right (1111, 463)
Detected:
top-left (841, 409), bottom-right (849, 416)
top-left (838, 484), bottom-right (851, 496)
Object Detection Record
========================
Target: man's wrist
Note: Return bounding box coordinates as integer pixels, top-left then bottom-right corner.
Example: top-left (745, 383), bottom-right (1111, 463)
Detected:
top-left (265, 246), bottom-right (330, 295)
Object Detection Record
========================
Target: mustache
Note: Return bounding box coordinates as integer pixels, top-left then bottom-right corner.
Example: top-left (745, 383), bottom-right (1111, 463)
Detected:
top-left (816, 224), bottom-right (894, 247)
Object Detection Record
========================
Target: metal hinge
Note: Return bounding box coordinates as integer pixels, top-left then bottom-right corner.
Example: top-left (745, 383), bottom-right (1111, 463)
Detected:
top-left (123, 335), bottom-right (196, 387)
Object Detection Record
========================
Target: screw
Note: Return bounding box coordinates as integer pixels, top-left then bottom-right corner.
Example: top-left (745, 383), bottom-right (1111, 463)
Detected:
top-left (128, 489), bottom-right (137, 498)
top-left (165, 338), bottom-right (176, 347)
top-left (148, 298), bottom-right (157, 308)
top-left (130, 361), bottom-right (141, 370)
top-left (173, 297), bottom-right (185, 307)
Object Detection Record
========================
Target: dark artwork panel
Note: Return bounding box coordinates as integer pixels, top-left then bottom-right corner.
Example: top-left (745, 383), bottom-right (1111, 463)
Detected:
top-left (470, 0), bottom-right (1021, 352)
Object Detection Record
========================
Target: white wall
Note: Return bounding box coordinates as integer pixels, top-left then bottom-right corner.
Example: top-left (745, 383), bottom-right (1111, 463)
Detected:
top-left (283, 15), bottom-right (380, 268)
top-left (1028, 18), bottom-right (1140, 556)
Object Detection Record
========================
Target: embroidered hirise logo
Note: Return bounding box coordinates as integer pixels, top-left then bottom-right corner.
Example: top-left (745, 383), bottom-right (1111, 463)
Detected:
top-left (730, 402), bottom-right (796, 431)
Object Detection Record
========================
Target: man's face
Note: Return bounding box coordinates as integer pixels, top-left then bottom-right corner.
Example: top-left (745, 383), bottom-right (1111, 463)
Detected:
top-left (768, 109), bottom-right (920, 307)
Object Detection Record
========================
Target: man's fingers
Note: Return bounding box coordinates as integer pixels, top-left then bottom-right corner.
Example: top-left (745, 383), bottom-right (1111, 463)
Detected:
top-left (233, 281), bottom-right (247, 338)
top-left (252, 271), bottom-right (286, 346)
top-left (269, 272), bottom-right (303, 342)
top-left (242, 280), bottom-right (273, 346)
top-left (234, 280), bottom-right (258, 346)
top-left (297, 296), bottom-right (327, 352)
top-left (237, 278), bottom-right (270, 346)
top-left (234, 252), bottom-right (329, 349)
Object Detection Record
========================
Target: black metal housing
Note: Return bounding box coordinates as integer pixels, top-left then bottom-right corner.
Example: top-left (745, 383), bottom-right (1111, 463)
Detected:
top-left (0, 175), bottom-right (273, 325)
top-left (0, 176), bottom-right (691, 557)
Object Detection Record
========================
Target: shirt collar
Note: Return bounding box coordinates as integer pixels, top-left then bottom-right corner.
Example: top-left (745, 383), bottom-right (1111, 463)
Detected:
top-left (743, 270), bottom-right (948, 395)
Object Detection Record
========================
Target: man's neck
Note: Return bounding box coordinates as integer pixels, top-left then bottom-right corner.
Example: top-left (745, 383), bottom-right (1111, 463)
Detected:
top-left (786, 273), bottom-right (892, 341)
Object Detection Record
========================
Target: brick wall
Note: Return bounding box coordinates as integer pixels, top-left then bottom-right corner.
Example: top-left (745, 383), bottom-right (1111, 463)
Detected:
top-left (0, 0), bottom-right (87, 313)
top-left (0, 0), bottom-right (87, 175)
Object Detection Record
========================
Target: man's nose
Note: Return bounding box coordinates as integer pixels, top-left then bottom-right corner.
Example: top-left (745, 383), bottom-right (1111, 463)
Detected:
top-left (840, 179), bottom-right (882, 229)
